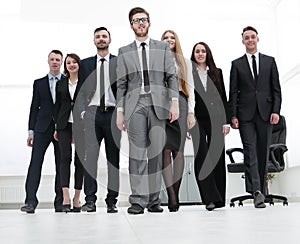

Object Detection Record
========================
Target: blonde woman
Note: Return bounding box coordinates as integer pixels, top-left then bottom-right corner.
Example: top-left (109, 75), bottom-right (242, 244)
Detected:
top-left (161, 30), bottom-right (195, 212)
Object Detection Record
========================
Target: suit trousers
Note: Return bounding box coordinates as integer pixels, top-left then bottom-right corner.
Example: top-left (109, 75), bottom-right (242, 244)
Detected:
top-left (126, 95), bottom-right (166, 208)
top-left (191, 117), bottom-right (226, 208)
top-left (25, 122), bottom-right (63, 209)
top-left (57, 122), bottom-right (84, 190)
top-left (239, 112), bottom-right (272, 195)
top-left (83, 106), bottom-right (121, 205)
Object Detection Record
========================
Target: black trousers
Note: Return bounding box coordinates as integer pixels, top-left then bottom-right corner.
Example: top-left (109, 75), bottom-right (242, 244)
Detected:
top-left (25, 122), bottom-right (63, 209)
top-left (239, 112), bottom-right (272, 195)
top-left (83, 106), bottom-right (121, 206)
top-left (191, 117), bottom-right (226, 208)
top-left (57, 122), bottom-right (84, 190)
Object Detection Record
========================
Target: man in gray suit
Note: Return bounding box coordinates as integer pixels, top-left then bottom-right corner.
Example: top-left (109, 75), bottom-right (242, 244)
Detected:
top-left (229, 26), bottom-right (282, 208)
top-left (116, 7), bottom-right (179, 214)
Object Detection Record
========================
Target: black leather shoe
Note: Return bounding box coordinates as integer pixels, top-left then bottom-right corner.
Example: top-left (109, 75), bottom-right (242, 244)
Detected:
top-left (254, 191), bottom-right (266, 208)
top-left (148, 204), bottom-right (164, 213)
top-left (82, 201), bottom-right (96, 212)
top-left (55, 207), bottom-right (63, 213)
top-left (127, 204), bottom-right (144, 214)
top-left (107, 204), bottom-right (118, 213)
top-left (205, 202), bottom-right (216, 211)
top-left (62, 204), bottom-right (71, 213)
top-left (20, 203), bottom-right (35, 214)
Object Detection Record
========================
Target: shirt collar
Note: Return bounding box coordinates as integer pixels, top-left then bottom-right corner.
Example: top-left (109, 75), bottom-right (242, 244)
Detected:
top-left (197, 65), bottom-right (209, 73)
top-left (135, 37), bottom-right (150, 48)
top-left (97, 53), bottom-right (110, 63)
top-left (246, 51), bottom-right (259, 60)
top-left (68, 79), bottom-right (78, 85)
top-left (48, 73), bottom-right (62, 80)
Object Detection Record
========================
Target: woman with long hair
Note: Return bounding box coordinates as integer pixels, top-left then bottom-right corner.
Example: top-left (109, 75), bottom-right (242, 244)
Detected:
top-left (161, 30), bottom-right (195, 212)
top-left (190, 42), bottom-right (230, 211)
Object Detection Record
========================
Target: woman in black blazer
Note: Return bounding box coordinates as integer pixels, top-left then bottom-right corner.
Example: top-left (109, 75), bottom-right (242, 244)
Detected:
top-left (54, 53), bottom-right (83, 212)
top-left (190, 42), bottom-right (230, 211)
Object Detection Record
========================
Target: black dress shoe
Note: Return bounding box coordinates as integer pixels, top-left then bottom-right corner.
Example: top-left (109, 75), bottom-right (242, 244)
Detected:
top-left (148, 204), bottom-right (164, 213)
top-left (205, 202), bottom-right (216, 211)
top-left (62, 204), bottom-right (71, 213)
top-left (20, 203), bottom-right (35, 214)
top-left (55, 207), bottom-right (63, 213)
top-left (127, 204), bottom-right (144, 214)
top-left (107, 204), bottom-right (118, 213)
top-left (254, 191), bottom-right (266, 208)
top-left (82, 201), bottom-right (96, 212)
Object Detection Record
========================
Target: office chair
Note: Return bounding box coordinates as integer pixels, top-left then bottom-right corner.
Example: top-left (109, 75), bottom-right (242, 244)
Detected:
top-left (226, 115), bottom-right (288, 207)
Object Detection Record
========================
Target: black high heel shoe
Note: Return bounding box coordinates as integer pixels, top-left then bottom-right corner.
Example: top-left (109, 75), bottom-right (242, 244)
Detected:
top-left (62, 204), bottom-right (71, 213)
top-left (168, 203), bottom-right (179, 212)
top-left (168, 198), bottom-right (179, 212)
top-left (72, 199), bottom-right (81, 213)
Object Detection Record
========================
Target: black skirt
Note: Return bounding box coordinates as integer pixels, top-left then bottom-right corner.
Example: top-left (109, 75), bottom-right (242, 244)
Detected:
top-left (164, 91), bottom-right (188, 151)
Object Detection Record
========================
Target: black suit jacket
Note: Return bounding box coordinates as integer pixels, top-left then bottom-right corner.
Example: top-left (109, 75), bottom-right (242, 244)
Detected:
top-left (76, 54), bottom-right (117, 114)
top-left (193, 68), bottom-right (230, 124)
top-left (28, 75), bottom-right (65, 133)
top-left (54, 77), bottom-right (80, 130)
top-left (229, 53), bottom-right (282, 121)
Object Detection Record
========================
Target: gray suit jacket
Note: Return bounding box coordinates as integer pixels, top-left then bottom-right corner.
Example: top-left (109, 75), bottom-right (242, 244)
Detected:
top-left (116, 39), bottom-right (179, 120)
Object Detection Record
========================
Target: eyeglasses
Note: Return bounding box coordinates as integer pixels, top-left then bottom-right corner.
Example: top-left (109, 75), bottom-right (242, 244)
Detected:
top-left (131, 18), bottom-right (149, 24)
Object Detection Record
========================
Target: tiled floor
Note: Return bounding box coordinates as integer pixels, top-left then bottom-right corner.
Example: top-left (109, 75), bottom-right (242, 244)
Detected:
top-left (0, 202), bottom-right (299, 244)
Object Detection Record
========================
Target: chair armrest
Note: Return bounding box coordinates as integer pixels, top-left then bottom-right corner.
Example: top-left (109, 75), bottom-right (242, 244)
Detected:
top-left (269, 143), bottom-right (288, 153)
top-left (269, 143), bottom-right (288, 172)
top-left (226, 148), bottom-right (243, 164)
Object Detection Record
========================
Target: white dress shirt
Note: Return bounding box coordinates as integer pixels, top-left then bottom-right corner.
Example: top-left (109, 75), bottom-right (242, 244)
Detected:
top-left (135, 38), bottom-right (150, 94)
top-left (68, 79), bottom-right (78, 123)
top-left (246, 52), bottom-right (259, 79)
top-left (89, 53), bottom-right (116, 107)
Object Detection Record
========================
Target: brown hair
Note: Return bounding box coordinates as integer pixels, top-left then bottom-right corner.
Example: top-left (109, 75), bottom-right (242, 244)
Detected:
top-left (161, 30), bottom-right (189, 98)
top-left (242, 26), bottom-right (258, 36)
top-left (48, 49), bottom-right (63, 58)
top-left (190, 42), bottom-right (223, 96)
top-left (63, 53), bottom-right (81, 77)
top-left (128, 7), bottom-right (150, 23)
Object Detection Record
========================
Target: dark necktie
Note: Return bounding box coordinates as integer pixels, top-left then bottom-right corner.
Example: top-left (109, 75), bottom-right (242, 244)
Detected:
top-left (99, 58), bottom-right (105, 112)
top-left (141, 42), bottom-right (150, 92)
top-left (252, 55), bottom-right (258, 81)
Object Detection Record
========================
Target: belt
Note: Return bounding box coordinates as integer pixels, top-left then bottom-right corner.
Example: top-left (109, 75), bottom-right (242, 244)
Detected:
top-left (140, 93), bottom-right (151, 98)
top-left (89, 105), bottom-right (115, 112)
top-left (99, 106), bottom-right (115, 112)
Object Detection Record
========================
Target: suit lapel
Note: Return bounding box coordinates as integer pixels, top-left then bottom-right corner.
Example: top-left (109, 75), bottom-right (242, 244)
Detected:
top-left (133, 42), bottom-right (141, 72)
top-left (257, 53), bottom-right (263, 83)
top-left (242, 54), bottom-right (256, 85)
top-left (46, 76), bottom-right (52, 99)
top-left (149, 39), bottom-right (155, 71)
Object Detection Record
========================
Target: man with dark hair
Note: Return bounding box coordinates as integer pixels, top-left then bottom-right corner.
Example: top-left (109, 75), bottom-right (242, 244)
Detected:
top-left (21, 50), bottom-right (64, 213)
top-left (116, 7), bottom-right (179, 214)
top-left (229, 26), bottom-right (282, 208)
top-left (76, 27), bottom-right (121, 213)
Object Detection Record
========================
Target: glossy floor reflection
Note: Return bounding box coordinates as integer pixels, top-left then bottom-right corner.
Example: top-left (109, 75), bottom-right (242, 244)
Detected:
top-left (0, 203), bottom-right (299, 244)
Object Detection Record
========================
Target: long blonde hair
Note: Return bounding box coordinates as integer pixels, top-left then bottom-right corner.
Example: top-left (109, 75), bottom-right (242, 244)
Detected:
top-left (161, 30), bottom-right (189, 98)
